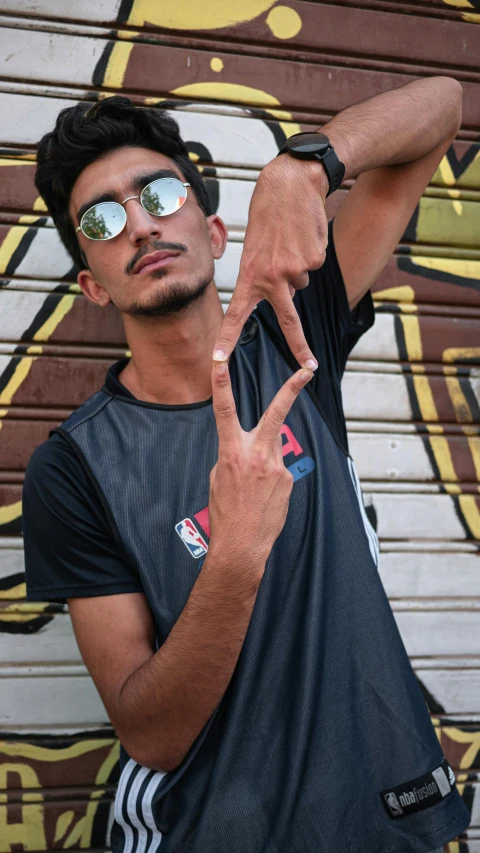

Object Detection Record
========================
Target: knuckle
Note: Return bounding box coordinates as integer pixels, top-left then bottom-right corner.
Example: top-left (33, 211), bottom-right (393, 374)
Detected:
top-left (280, 310), bottom-right (299, 331)
top-left (308, 250), bottom-right (326, 269)
top-left (269, 405), bottom-right (286, 428)
top-left (215, 401), bottom-right (236, 418)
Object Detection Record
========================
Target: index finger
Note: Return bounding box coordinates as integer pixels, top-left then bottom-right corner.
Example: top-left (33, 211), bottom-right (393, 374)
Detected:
top-left (213, 286), bottom-right (254, 363)
top-left (211, 360), bottom-right (240, 447)
top-left (257, 368), bottom-right (314, 444)
top-left (271, 288), bottom-right (318, 371)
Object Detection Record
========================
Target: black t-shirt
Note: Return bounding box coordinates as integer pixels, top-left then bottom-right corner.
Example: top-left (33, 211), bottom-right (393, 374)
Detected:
top-left (24, 223), bottom-right (373, 604)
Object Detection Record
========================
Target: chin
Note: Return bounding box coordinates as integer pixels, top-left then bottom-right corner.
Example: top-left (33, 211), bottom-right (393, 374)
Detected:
top-left (125, 276), bottom-right (211, 319)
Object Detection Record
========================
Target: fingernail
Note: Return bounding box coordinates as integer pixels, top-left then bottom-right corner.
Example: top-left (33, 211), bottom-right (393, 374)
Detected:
top-left (305, 359), bottom-right (318, 371)
top-left (213, 349), bottom-right (227, 362)
top-left (301, 370), bottom-right (314, 382)
top-left (215, 361), bottom-right (227, 376)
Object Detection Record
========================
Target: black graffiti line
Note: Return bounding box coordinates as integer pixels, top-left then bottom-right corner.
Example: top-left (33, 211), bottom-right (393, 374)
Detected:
top-left (446, 141), bottom-right (480, 181)
top-left (4, 226), bottom-right (38, 277)
top-left (19, 293), bottom-right (64, 343)
top-left (0, 572), bottom-right (25, 591)
top-left (92, 41), bottom-right (116, 88)
top-left (0, 614), bottom-right (53, 634)
top-left (398, 257), bottom-right (480, 293)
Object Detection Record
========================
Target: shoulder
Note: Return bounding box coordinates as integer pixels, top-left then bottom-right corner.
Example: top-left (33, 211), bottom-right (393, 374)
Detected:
top-left (23, 430), bottom-right (95, 518)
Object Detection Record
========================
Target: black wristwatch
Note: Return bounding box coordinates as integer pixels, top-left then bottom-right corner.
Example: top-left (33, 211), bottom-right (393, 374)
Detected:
top-left (277, 132), bottom-right (345, 197)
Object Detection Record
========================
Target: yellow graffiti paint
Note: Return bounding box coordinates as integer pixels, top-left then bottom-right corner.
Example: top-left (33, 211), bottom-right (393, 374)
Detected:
top-left (0, 226), bottom-right (29, 275)
top-left (266, 6), bottom-right (302, 39)
top-left (103, 41), bottom-right (135, 89)
top-left (32, 294), bottom-right (75, 342)
top-left (127, 0), bottom-right (276, 28)
top-left (442, 725), bottom-right (480, 770)
top-left (412, 376), bottom-right (438, 422)
top-left (0, 738), bottom-right (116, 763)
top-left (171, 82), bottom-right (300, 139)
top-left (18, 215), bottom-right (42, 226)
top-left (467, 437), bottom-right (480, 481)
top-left (0, 158), bottom-right (34, 167)
top-left (426, 424), bottom-right (444, 435)
top-left (444, 483), bottom-right (461, 495)
top-left (54, 810), bottom-right (75, 843)
top-left (445, 375), bottom-right (473, 423)
top-left (442, 0), bottom-right (474, 8)
top-left (415, 197), bottom-right (478, 248)
top-left (434, 156), bottom-right (456, 187)
top-left (0, 581), bottom-right (26, 599)
top-left (0, 613), bottom-right (46, 622)
top-left (409, 255), bottom-right (480, 282)
top-left (33, 196), bottom-right (47, 212)
top-left (458, 495), bottom-right (480, 538)
top-left (462, 11), bottom-right (480, 20)
top-left (0, 501), bottom-right (22, 527)
top-left (210, 57), bottom-right (224, 72)
top-left (433, 148), bottom-right (480, 189)
top-left (399, 315), bottom-right (422, 361)
top-left (81, 740), bottom-right (121, 847)
top-left (429, 436), bottom-right (458, 483)
top-left (0, 356), bottom-right (36, 405)
top-left (172, 81), bottom-right (282, 108)
top-left (26, 345), bottom-right (43, 354)
top-left (0, 764), bottom-right (46, 852)
top-left (374, 285), bottom-right (415, 303)
top-left (443, 347), bottom-right (480, 363)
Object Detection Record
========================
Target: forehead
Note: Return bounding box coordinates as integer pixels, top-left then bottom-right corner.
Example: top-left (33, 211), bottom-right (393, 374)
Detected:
top-left (70, 146), bottom-right (185, 213)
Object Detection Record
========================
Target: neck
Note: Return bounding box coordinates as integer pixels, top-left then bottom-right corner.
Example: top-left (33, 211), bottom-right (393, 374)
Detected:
top-left (118, 283), bottom-right (225, 405)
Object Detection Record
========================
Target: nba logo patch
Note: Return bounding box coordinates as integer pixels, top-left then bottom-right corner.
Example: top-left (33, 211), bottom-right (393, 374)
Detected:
top-left (175, 518), bottom-right (208, 559)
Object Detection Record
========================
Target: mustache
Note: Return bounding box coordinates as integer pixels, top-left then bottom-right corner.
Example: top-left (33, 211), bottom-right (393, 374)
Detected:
top-left (126, 241), bottom-right (187, 275)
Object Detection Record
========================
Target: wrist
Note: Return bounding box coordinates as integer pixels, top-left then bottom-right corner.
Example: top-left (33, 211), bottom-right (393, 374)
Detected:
top-left (204, 539), bottom-right (266, 589)
top-left (269, 153), bottom-right (329, 202)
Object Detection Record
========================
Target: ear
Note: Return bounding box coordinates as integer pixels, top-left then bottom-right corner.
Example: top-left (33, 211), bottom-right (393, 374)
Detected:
top-left (206, 214), bottom-right (228, 260)
top-left (77, 267), bottom-right (111, 308)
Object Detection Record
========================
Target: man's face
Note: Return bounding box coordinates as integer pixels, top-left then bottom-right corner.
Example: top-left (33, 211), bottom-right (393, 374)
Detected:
top-left (70, 146), bottom-right (227, 317)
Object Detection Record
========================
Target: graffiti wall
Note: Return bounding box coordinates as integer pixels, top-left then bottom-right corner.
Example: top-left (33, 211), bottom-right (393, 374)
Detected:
top-left (0, 0), bottom-right (479, 850)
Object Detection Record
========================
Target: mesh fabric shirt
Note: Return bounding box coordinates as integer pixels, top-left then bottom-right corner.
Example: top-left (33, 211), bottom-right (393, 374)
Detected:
top-left (24, 225), bottom-right (470, 852)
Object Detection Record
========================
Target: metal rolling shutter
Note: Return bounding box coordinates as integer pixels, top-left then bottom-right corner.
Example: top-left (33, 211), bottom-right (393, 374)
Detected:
top-left (0, 2), bottom-right (479, 850)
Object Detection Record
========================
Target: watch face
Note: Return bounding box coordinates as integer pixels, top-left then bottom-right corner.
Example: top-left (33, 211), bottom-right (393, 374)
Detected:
top-left (287, 132), bottom-right (330, 156)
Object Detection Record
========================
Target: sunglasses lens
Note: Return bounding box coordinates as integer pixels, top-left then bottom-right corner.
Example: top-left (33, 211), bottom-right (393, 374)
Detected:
top-left (141, 178), bottom-right (187, 216)
top-left (81, 202), bottom-right (126, 240)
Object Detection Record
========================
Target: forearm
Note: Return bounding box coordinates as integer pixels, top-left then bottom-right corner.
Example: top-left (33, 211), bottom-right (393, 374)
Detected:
top-left (113, 545), bottom-right (263, 772)
top-left (320, 76), bottom-right (462, 180)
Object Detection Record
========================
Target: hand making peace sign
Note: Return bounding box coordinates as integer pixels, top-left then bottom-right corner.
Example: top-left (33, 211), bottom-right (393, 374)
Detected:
top-left (212, 153), bottom-right (330, 371)
top-left (208, 359), bottom-right (314, 578)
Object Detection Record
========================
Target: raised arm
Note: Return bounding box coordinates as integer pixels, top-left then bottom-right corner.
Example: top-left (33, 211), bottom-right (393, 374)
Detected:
top-left (212, 76), bottom-right (462, 365)
top-left (68, 363), bottom-right (313, 772)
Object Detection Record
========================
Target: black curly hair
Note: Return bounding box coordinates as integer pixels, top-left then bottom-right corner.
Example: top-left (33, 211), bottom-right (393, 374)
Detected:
top-left (35, 96), bottom-right (212, 270)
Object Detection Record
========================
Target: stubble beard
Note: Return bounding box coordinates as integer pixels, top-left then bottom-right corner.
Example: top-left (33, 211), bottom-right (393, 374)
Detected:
top-left (125, 271), bottom-right (211, 319)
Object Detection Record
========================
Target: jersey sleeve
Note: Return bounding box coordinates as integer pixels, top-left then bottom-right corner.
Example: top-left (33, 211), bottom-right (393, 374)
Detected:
top-left (23, 432), bottom-right (144, 603)
top-left (293, 218), bottom-right (375, 384)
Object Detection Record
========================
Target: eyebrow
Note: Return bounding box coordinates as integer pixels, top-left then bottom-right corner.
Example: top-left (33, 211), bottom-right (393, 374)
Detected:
top-left (76, 168), bottom-right (183, 224)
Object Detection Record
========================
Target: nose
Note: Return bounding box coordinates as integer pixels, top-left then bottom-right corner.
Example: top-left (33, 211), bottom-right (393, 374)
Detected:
top-left (125, 198), bottom-right (162, 246)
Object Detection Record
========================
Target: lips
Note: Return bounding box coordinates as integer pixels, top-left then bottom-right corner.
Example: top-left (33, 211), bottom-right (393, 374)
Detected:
top-left (133, 250), bottom-right (180, 275)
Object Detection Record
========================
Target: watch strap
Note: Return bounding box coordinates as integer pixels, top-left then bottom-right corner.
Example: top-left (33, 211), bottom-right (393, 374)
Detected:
top-left (277, 138), bottom-right (345, 197)
top-left (319, 146), bottom-right (345, 196)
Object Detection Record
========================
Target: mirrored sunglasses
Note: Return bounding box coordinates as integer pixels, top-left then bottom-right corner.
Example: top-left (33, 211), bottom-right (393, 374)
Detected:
top-left (76, 177), bottom-right (190, 241)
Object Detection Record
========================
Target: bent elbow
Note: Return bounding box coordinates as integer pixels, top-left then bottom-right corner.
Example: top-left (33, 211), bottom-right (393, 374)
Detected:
top-left (119, 734), bottom-right (186, 774)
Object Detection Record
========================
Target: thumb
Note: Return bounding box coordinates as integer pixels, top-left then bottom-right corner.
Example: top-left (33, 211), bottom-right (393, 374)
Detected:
top-left (213, 287), bottom-right (253, 363)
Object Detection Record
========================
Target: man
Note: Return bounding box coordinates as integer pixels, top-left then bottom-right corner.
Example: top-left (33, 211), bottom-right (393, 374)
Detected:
top-left (23, 80), bottom-right (469, 852)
